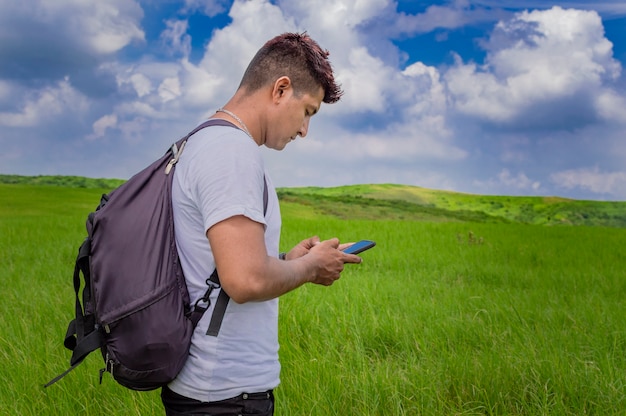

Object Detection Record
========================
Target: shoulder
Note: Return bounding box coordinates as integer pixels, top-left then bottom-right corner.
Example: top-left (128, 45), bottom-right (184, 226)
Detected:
top-left (188, 125), bottom-right (257, 152)
top-left (175, 125), bottom-right (264, 193)
top-left (179, 127), bottom-right (261, 170)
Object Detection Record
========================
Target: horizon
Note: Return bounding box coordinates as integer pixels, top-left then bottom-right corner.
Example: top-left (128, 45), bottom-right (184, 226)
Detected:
top-left (4, 173), bottom-right (625, 203)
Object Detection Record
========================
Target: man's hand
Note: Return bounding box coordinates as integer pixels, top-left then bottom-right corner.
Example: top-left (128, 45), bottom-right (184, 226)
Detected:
top-left (301, 237), bottom-right (362, 286)
top-left (284, 236), bottom-right (321, 260)
top-left (285, 236), bottom-right (357, 260)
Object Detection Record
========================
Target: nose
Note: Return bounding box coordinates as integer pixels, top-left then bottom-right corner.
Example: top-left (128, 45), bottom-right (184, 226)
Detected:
top-left (298, 117), bottom-right (310, 138)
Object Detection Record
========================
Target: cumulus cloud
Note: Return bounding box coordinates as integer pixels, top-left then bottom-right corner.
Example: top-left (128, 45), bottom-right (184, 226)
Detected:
top-left (161, 19), bottom-right (192, 58)
top-left (0, 0), bottom-right (144, 83)
top-left (198, 0), bottom-right (297, 76)
top-left (89, 114), bottom-right (118, 140)
top-left (182, 0), bottom-right (231, 17)
top-left (551, 167), bottom-right (626, 198)
top-left (84, 0), bottom-right (271, 127)
top-left (75, 1), bottom-right (145, 54)
top-left (335, 47), bottom-right (391, 113)
top-left (472, 169), bottom-right (541, 195)
top-left (159, 77), bottom-right (183, 102)
top-left (0, 77), bottom-right (88, 127)
top-left (395, 0), bottom-right (499, 34)
top-left (353, 0), bottom-right (505, 42)
top-left (595, 89), bottom-right (626, 123)
top-left (499, 169), bottom-right (541, 191)
top-left (445, 6), bottom-right (622, 128)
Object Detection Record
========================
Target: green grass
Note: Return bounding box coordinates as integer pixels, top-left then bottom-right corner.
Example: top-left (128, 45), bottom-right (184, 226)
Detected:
top-left (277, 218), bottom-right (626, 415)
top-left (1, 182), bottom-right (625, 415)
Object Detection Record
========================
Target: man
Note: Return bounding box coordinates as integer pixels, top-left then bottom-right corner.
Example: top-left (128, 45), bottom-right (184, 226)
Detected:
top-left (161, 32), bottom-right (362, 415)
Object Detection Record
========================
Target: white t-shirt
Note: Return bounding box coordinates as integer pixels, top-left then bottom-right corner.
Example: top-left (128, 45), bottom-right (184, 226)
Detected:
top-left (168, 123), bottom-right (282, 402)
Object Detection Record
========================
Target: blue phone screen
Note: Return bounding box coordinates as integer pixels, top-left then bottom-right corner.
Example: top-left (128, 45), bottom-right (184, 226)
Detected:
top-left (343, 240), bottom-right (376, 255)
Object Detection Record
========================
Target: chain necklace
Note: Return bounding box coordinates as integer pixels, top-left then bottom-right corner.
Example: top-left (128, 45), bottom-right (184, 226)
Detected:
top-left (216, 108), bottom-right (253, 139)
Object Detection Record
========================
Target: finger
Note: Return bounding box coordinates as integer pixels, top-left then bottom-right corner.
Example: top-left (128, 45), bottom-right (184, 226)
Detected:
top-left (297, 237), bottom-right (317, 252)
top-left (304, 236), bottom-right (320, 249)
top-left (337, 242), bottom-right (354, 251)
top-left (321, 237), bottom-right (339, 248)
top-left (342, 253), bottom-right (363, 264)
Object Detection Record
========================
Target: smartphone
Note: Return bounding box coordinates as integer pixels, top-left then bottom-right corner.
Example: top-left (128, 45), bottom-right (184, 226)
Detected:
top-left (342, 240), bottom-right (376, 255)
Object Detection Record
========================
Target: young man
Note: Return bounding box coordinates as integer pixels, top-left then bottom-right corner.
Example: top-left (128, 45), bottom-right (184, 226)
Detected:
top-left (161, 32), bottom-right (362, 415)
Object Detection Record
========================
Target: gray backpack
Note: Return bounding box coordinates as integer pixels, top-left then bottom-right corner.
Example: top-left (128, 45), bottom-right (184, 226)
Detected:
top-left (46, 119), bottom-right (266, 391)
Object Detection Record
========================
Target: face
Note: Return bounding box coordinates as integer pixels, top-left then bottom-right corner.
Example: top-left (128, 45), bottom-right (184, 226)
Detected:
top-left (265, 84), bottom-right (324, 151)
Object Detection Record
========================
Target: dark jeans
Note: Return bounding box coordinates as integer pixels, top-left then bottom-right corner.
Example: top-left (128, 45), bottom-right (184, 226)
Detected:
top-left (161, 385), bottom-right (274, 416)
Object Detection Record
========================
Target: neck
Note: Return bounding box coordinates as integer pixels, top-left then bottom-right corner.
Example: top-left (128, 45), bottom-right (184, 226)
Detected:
top-left (214, 107), bottom-right (255, 142)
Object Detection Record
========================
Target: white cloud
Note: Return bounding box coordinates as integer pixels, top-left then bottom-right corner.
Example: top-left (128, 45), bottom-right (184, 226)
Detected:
top-left (471, 1), bottom-right (626, 18)
top-left (118, 117), bottom-right (150, 143)
top-left (161, 19), bottom-right (192, 58)
top-left (445, 6), bottom-right (622, 125)
top-left (335, 48), bottom-right (391, 113)
top-left (183, 0), bottom-right (230, 17)
top-left (499, 169), bottom-right (541, 190)
top-left (158, 77), bottom-right (182, 102)
top-left (64, 0), bottom-right (144, 54)
top-left (276, 0), bottom-right (385, 68)
top-left (0, 78), bottom-right (88, 127)
top-left (335, 121), bottom-right (466, 162)
top-left (473, 169), bottom-right (541, 194)
top-left (402, 62), bottom-right (447, 115)
top-left (200, 0), bottom-right (297, 72)
top-left (142, 0), bottom-right (298, 113)
top-left (13, 0), bottom-right (145, 55)
top-left (178, 59), bottom-right (225, 109)
top-left (89, 114), bottom-right (118, 140)
top-left (116, 101), bottom-right (162, 119)
top-left (130, 73), bottom-right (153, 98)
top-left (595, 90), bottom-right (626, 123)
top-left (114, 61), bottom-right (182, 97)
top-left (551, 167), bottom-right (626, 198)
top-left (279, 0), bottom-right (388, 30)
top-left (395, 0), bottom-right (497, 34)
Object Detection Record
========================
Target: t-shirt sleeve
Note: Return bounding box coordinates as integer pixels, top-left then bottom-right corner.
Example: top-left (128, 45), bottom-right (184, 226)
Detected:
top-left (184, 129), bottom-right (266, 233)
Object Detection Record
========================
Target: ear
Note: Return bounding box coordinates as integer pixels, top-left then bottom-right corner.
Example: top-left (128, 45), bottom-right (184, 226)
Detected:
top-left (271, 76), bottom-right (292, 103)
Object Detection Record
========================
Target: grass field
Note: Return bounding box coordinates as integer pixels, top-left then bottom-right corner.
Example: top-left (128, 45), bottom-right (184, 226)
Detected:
top-left (1, 182), bottom-right (625, 415)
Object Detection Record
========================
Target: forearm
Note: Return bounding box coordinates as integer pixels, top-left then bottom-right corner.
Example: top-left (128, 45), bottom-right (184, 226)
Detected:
top-left (230, 255), bottom-right (316, 303)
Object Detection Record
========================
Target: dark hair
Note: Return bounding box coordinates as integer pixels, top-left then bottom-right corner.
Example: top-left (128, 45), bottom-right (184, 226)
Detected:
top-left (239, 32), bottom-right (343, 103)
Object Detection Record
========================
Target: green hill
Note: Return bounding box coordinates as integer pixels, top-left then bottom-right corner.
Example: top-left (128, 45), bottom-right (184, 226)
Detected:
top-left (280, 184), bottom-right (626, 227)
top-left (2, 175), bottom-right (624, 227)
top-left (0, 174), bottom-right (125, 189)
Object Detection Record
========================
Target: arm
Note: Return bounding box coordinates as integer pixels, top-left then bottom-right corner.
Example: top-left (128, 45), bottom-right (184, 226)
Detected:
top-left (207, 215), bottom-right (361, 303)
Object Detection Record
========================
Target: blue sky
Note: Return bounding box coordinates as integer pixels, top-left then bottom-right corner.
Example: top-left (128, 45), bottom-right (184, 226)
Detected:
top-left (1, 0), bottom-right (626, 200)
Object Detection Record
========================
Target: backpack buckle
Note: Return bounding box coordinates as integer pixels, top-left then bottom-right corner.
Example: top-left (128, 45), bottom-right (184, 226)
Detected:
top-left (194, 279), bottom-right (220, 311)
top-left (165, 140), bottom-right (187, 175)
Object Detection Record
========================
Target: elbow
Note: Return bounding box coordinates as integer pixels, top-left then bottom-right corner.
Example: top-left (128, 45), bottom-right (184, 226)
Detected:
top-left (227, 290), bottom-right (254, 304)
top-left (222, 276), bottom-right (266, 304)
